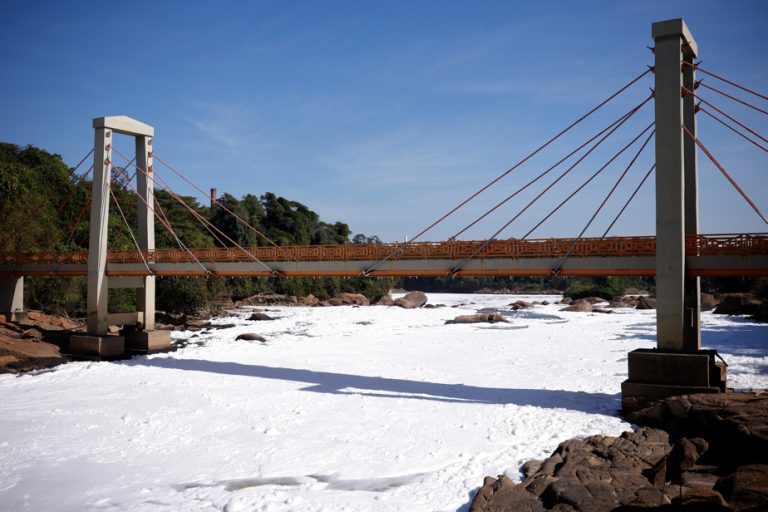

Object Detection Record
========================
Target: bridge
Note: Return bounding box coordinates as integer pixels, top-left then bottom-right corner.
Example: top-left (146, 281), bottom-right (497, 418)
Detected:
top-left (1, 19), bottom-right (766, 409)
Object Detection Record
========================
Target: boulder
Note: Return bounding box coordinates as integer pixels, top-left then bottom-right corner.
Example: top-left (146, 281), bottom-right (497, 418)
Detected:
top-left (700, 293), bottom-right (719, 312)
top-left (558, 297), bottom-right (573, 305)
top-left (509, 300), bottom-right (533, 310)
top-left (445, 314), bottom-right (508, 325)
top-left (327, 298), bottom-right (344, 306)
top-left (373, 294), bottom-right (394, 306)
top-left (394, 291), bottom-right (428, 309)
top-left (581, 296), bottom-right (608, 304)
top-left (303, 294), bottom-right (320, 306)
top-left (560, 299), bottom-right (593, 313)
top-left (471, 428), bottom-right (672, 511)
top-left (248, 312), bottom-right (275, 321)
top-left (713, 293), bottom-right (761, 316)
top-left (336, 293), bottom-right (370, 306)
top-left (636, 297), bottom-right (657, 310)
top-left (236, 332), bottom-right (266, 342)
top-left (714, 464), bottom-right (768, 510)
top-left (609, 298), bottom-right (633, 308)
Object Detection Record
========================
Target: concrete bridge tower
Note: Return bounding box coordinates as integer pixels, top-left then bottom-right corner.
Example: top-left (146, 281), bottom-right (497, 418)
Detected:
top-left (69, 116), bottom-right (171, 357)
top-left (621, 19), bottom-right (726, 409)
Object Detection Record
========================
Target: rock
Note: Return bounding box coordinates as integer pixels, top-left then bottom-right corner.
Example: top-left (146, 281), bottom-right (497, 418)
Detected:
top-left (248, 312), bottom-right (275, 321)
top-left (714, 464), bottom-right (768, 510)
top-left (636, 297), bottom-right (657, 310)
top-left (373, 294), bottom-right (394, 306)
top-left (667, 437), bottom-right (702, 480)
top-left (303, 294), bottom-right (320, 306)
top-left (471, 428), bottom-right (673, 511)
top-left (592, 307), bottom-right (614, 314)
top-left (560, 299), bottom-right (593, 313)
top-left (521, 460), bottom-right (543, 479)
top-left (609, 299), bottom-right (633, 308)
top-left (327, 298), bottom-right (344, 306)
top-left (394, 291), bottom-right (428, 309)
top-left (700, 293), bottom-right (719, 312)
top-left (509, 300), bottom-right (533, 310)
top-left (336, 293), bottom-right (370, 306)
top-left (470, 474), bottom-right (546, 512)
top-left (627, 393), bottom-right (768, 468)
top-left (713, 293), bottom-right (761, 316)
top-left (581, 296), bottom-right (608, 304)
top-left (558, 297), bottom-right (573, 305)
top-left (445, 314), bottom-right (508, 325)
top-left (235, 333), bottom-right (266, 342)
top-left (541, 300), bottom-right (550, 306)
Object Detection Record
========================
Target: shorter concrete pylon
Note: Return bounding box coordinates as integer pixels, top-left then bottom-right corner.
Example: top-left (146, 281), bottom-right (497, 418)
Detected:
top-left (72, 115), bottom-right (171, 358)
top-left (0, 276), bottom-right (26, 322)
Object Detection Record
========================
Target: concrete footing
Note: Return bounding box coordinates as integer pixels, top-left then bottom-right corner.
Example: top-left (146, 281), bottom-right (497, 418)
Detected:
top-left (69, 335), bottom-right (125, 358)
top-left (124, 328), bottom-right (172, 352)
top-left (1, 311), bottom-right (28, 323)
top-left (621, 348), bottom-right (726, 412)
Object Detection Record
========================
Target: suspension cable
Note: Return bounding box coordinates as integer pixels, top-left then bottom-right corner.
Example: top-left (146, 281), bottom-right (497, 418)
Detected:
top-left (601, 164), bottom-right (655, 238)
top-left (683, 61), bottom-right (768, 102)
top-left (699, 106), bottom-right (768, 154)
top-left (698, 81), bottom-right (768, 116)
top-left (683, 125), bottom-right (768, 226)
top-left (152, 154), bottom-right (278, 247)
top-left (109, 185), bottom-right (152, 274)
top-left (109, 151), bottom-right (210, 274)
top-left (522, 122), bottom-right (655, 240)
top-left (148, 163), bottom-right (276, 273)
top-left (684, 87), bottom-right (768, 145)
top-left (362, 68), bottom-right (654, 275)
top-left (112, 147), bottom-right (275, 273)
top-left (551, 129), bottom-right (655, 274)
top-left (448, 95), bottom-right (651, 275)
top-left (450, 95), bottom-right (654, 240)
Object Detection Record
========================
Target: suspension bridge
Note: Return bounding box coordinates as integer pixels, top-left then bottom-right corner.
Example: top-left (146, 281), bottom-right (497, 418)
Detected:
top-left (1, 19), bottom-right (766, 409)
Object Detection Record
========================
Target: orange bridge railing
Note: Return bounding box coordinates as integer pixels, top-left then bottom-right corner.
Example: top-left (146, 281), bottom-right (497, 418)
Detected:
top-left (1, 233), bottom-right (766, 267)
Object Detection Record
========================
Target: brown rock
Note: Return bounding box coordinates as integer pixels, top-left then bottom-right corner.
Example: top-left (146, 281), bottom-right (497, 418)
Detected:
top-left (236, 333), bottom-right (266, 342)
top-left (714, 464), bottom-right (768, 510)
top-left (700, 293), bottom-right (719, 312)
top-left (303, 294), bottom-right (320, 306)
top-left (249, 312), bottom-right (275, 321)
top-left (636, 297), bottom-right (657, 310)
top-left (560, 299), bottom-right (593, 313)
top-left (327, 298), bottom-right (344, 306)
top-left (559, 297), bottom-right (573, 305)
top-left (336, 293), bottom-right (370, 306)
top-left (394, 291), bottom-right (428, 309)
top-left (470, 474), bottom-right (546, 512)
top-left (714, 293), bottom-right (761, 316)
top-left (373, 294), bottom-right (394, 306)
top-left (445, 314), bottom-right (508, 325)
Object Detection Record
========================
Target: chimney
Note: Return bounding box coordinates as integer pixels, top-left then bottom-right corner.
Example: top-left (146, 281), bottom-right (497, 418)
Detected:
top-left (210, 188), bottom-right (217, 209)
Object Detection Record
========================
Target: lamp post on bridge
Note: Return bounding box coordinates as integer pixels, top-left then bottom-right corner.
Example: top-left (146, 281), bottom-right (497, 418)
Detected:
top-left (621, 19), bottom-right (725, 410)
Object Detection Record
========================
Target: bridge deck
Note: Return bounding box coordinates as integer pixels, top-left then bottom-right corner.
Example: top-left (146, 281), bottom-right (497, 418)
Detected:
top-left (1, 234), bottom-right (766, 277)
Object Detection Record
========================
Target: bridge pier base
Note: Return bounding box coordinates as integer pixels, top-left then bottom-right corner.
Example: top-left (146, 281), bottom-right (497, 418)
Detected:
top-left (122, 326), bottom-right (171, 353)
top-left (621, 349), bottom-right (726, 411)
top-left (69, 334), bottom-right (125, 359)
top-left (0, 276), bottom-right (26, 322)
top-left (621, 19), bottom-right (725, 411)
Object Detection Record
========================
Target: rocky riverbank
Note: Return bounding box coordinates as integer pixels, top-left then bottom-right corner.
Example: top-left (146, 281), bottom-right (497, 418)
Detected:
top-left (470, 392), bottom-right (768, 511)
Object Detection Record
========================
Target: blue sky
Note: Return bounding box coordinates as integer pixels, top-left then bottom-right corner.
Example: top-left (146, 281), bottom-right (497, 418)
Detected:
top-left (2, 1), bottom-right (766, 242)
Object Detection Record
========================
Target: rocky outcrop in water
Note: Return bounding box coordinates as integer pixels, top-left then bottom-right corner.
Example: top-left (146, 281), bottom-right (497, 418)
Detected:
top-left (470, 392), bottom-right (768, 511)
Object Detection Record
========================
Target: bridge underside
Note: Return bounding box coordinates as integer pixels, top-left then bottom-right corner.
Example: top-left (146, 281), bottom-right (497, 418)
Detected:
top-left (2, 254), bottom-right (766, 278)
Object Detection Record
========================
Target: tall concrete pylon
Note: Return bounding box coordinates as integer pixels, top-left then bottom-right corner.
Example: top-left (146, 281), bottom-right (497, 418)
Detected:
top-left (621, 19), bottom-right (725, 410)
top-left (70, 116), bottom-right (170, 357)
